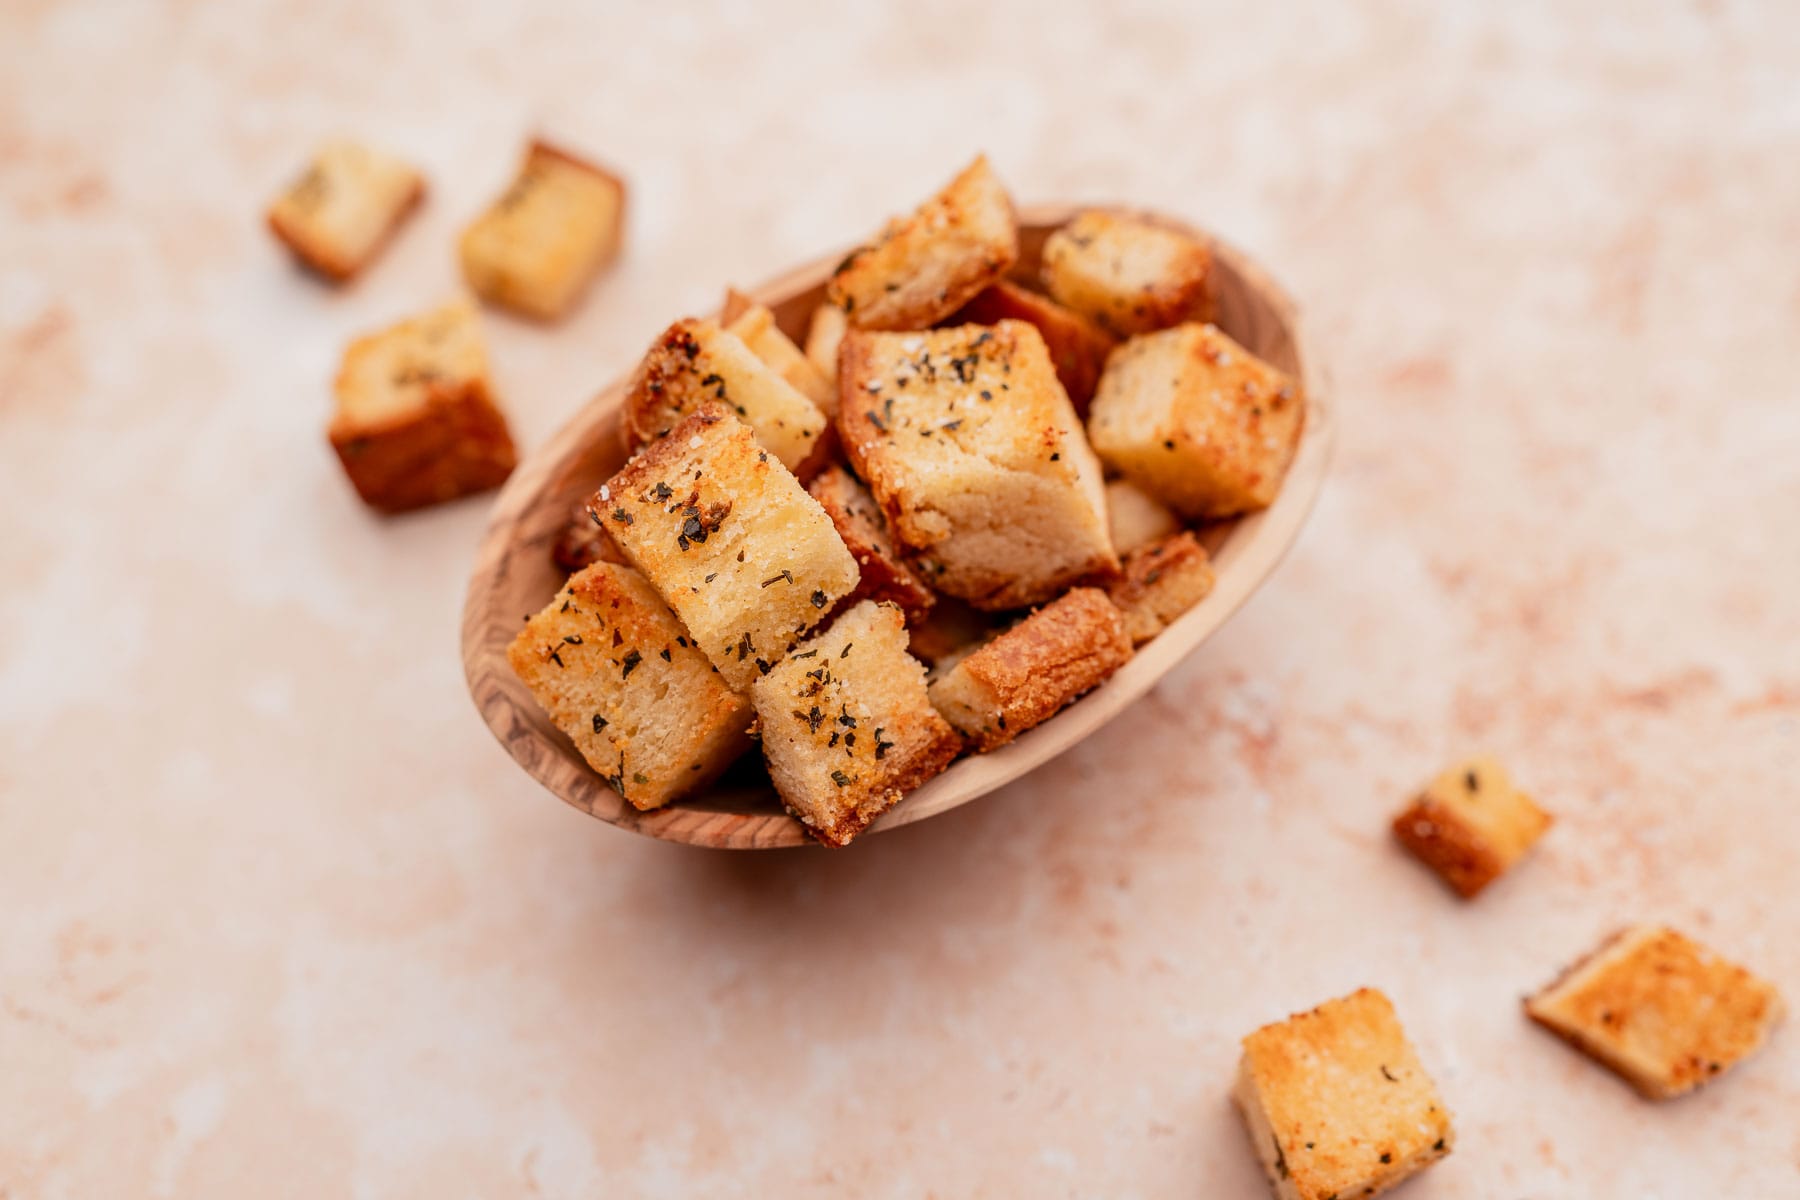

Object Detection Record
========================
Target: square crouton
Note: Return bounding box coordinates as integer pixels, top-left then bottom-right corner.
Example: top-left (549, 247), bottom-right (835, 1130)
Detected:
top-left (1525, 926), bottom-right (1785, 1099)
top-left (805, 302), bottom-right (849, 392)
top-left (328, 297), bottom-right (517, 512)
top-left (1234, 989), bottom-right (1454, 1200)
top-left (752, 600), bottom-right (960, 846)
top-left (950, 281), bottom-right (1117, 413)
top-left (1107, 532), bottom-right (1216, 644)
top-left (826, 155), bottom-right (1018, 330)
top-left (1106, 479), bottom-right (1181, 555)
top-left (591, 405), bottom-right (859, 692)
top-left (267, 139), bottom-right (424, 282)
top-left (724, 296), bottom-right (838, 416)
top-left (1040, 210), bottom-right (1214, 338)
top-left (624, 317), bottom-right (829, 477)
top-left (838, 320), bottom-right (1117, 610)
top-left (508, 563), bottom-right (754, 810)
top-left (808, 465), bottom-right (935, 622)
top-left (459, 139), bottom-right (625, 320)
top-left (1088, 323), bottom-right (1304, 520)
top-left (928, 588), bottom-right (1130, 751)
top-left (1392, 756), bottom-right (1552, 899)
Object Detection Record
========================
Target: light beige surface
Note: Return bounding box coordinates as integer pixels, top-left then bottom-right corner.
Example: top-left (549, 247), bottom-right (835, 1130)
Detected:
top-left (2, 2), bottom-right (1796, 1196)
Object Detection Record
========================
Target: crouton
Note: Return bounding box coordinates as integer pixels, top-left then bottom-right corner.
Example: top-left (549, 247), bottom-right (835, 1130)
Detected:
top-left (459, 139), bottom-right (625, 320)
top-left (508, 563), bottom-right (754, 810)
top-left (724, 295), bottom-right (838, 415)
top-left (327, 297), bottom-right (517, 512)
top-left (1040, 210), bottom-right (1214, 338)
top-left (591, 406), bottom-right (859, 692)
top-left (928, 588), bottom-right (1130, 751)
top-left (267, 139), bottom-right (424, 282)
top-left (1525, 926), bottom-right (1785, 1099)
top-left (808, 465), bottom-right (935, 622)
top-left (752, 600), bottom-right (959, 846)
top-left (1088, 322), bottom-right (1304, 520)
top-left (551, 504), bottom-right (628, 574)
top-left (1107, 532), bottom-right (1216, 644)
top-left (805, 302), bottom-right (849, 391)
top-left (1234, 988), bottom-right (1455, 1200)
top-left (838, 320), bottom-right (1117, 610)
top-left (624, 318), bottom-right (829, 477)
top-left (826, 155), bottom-right (1018, 330)
top-left (1392, 757), bottom-right (1552, 899)
top-left (1106, 479), bottom-right (1181, 555)
top-left (950, 280), bottom-right (1117, 413)
top-left (906, 597), bottom-right (996, 667)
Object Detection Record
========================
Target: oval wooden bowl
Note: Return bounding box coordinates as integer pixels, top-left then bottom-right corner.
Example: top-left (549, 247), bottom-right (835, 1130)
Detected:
top-left (462, 204), bottom-right (1333, 849)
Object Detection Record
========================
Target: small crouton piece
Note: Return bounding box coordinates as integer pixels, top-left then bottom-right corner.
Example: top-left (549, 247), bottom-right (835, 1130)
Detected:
top-left (808, 465), bottom-right (935, 622)
top-left (950, 280), bottom-right (1117, 413)
top-left (1234, 988), bottom-right (1455, 1200)
top-left (624, 318), bottom-right (829, 477)
top-left (508, 563), bottom-right (754, 810)
top-left (725, 296), bottom-right (838, 415)
top-left (1525, 926), bottom-right (1785, 1099)
top-left (839, 321), bottom-right (1117, 610)
top-left (1040, 210), bottom-right (1214, 338)
top-left (459, 139), bottom-right (625, 320)
top-left (928, 588), bottom-right (1130, 751)
top-left (805, 302), bottom-right (849, 392)
top-left (1106, 479), bottom-right (1181, 555)
top-left (1392, 756), bottom-right (1552, 898)
top-left (906, 598), bottom-right (996, 667)
top-left (592, 406), bottom-right (859, 692)
top-left (753, 600), bottom-right (960, 846)
top-left (1088, 323), bottom-right (1304, 520)
top-left (551, 504), bottom-right (627, 574)
top-left (267, 140), bottom-right (423, 282)
top-left (328, 298), bottom-right (516, 512)
top-left (1107, 532), bottom-right (1216, 644)
top-left (826, 155), bottom-right (1018, 330)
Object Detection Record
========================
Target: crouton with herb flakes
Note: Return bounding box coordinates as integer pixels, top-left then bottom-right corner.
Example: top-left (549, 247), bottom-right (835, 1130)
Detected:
top-left (752, 600), bottom-right (960, 847)
top-left (1107, 532), bottom-right (1216, 644)
top-left (592, 405), bottom-right (859, 692)
top-left (723, 294), bottom-right (838, 415)
top-left (267, 139), bottom-right (423, 282)
top-left (808, 465), bottom-right (935, 622)
top-left (950, 280), bottom-right (1117, 413)
top-left (1392, 756), bottom-right (1552, 898)
top-left (1040, 210), bottom-right (1214, 338)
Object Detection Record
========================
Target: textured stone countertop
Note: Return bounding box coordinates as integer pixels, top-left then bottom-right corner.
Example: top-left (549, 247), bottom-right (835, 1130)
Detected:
top-left (3, 3), bottom-right (1796, 1196)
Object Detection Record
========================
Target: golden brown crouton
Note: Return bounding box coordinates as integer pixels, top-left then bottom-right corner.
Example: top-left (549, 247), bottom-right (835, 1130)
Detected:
top-left (838, 321), bottom-right (1117, 610)
top-left (1107, 532), bottom-right (1216, 644)
top-left (1105, 479), bottom-right (1181, 555)
top-left (927, 588), bottom-right (1131, 751)
top-left (826, 155), bottom-right (1018, 330)
top-left (624, 318), bottom-right (829, 477)
top-left (592, 406), bottom-right (859, 692)
top-left (905, 597), bottom-right (996, 667)
top-left (1088, 322), bottom-right (1305, 519)
top-left (950, 280), bottom-right (1117, 413)
top-left (1525, 926), bottom-right (1785, 1099)
top-left (1392, 756), bottom-right (1552, 898)
top-left (328, 297), bottom-right (517, 512)
top-left (807, 465), bottom-right (935, 622)
top-left (1040, 210), bottom-right (1214, 338)
top-left (550, 503), bottom-right (628, 574)
top-left (752, 600), bottom-right (960, 846)
top-left (508, 563), bottom-right (754, 810)
top-left (267, 140), bottom-right (424, 282)
top-left (459, 139), bottom-right (625, 320)
top-left (805, 302), bottom-right (849, 392)
top-left (1234, 989), bottom-right (1454, 1200)
top-left (725, 296), bottom-right (838, 415)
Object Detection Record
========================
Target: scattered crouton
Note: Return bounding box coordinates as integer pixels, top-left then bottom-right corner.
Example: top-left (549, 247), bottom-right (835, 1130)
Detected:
top-left (1106, 479), bottom-right (1181, 555)
top-left (752, 600), bottom-right (960, 846)
top-left (725, 295), bottom-right (838, 415)
top-left (808, 465), bottom-right (935, 622)
top-left (1234, 988), bottom-right (1455, 1200)
top-left (1525, 926), bottom-right (1785, 1099)
top-left (328, 297), bottom-right (516, 512)
top-left (267, 139), bottom-right (424, 282)
top-left (1040, 210), bottom-right (1214, 338)
top-left (1393, 756), bottom-right (1552, 898)
top-left (1107, 532), bottom-right (1216, 644)
top-left (551, 503), bottom-right (628, 574)
top-left (950, 280), bottom-right (1116, 412)
top-left (826, 155), bottom-right (1018, 330)
top-left (805, 302), bottom-right (849, 393)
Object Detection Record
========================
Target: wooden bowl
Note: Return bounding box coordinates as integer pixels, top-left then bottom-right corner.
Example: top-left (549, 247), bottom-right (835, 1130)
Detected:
top-left (461, 204), bottom-right (1334, 849)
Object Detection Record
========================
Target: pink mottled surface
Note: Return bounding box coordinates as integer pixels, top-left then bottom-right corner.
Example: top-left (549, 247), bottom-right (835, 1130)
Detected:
top-left (3, 3), bottom-right (1797, 1195)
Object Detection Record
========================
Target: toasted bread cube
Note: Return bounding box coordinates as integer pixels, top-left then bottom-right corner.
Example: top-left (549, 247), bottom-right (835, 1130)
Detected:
top-left (1107, 532), bottom-right (1216, 644)
top-left (1040, 210), bottom-right (1214, 338)
top-left (459, 140), bottom-right (624, 320)
top-left (808, 466), bottom-right (935, 622)
top-left (928, 588), bottom-right (1130, 751)
top-left (592, 406), bottom-right (859, 692)
top-left (624, 318), bottom-right (829, 476)
top-left (906, 597), bottom-right (996, 667)
top-left (551, 503), bottom-right (628, 574)
top-left (826, 155), bottom-right (1018, 330)
top-left (1106, 479), bottom-right (1181, 555)
top-left (839, 321), bottom-right (1117, 610)
top-left (328, 298), bottom-right (517, 512)
top-left (950, 281), bottom-right (1117, 413)
top-left (724, 297), bottom-right (838, 415)
top-left (752, 600), bottom-right (960, 846)
top-left (1392, 757), bottom-right (1552, 898)
top-left (267, 140), bottom-right (423, 282)
top-left (805, 302), bottom-right (849, 392)
top-left (1525, 926), bottom-right (1785, 1099)
top-left (1089, 323), bottom-right (1304, 520)
top-left (1234, 989), bottom-right (1454, 1200)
